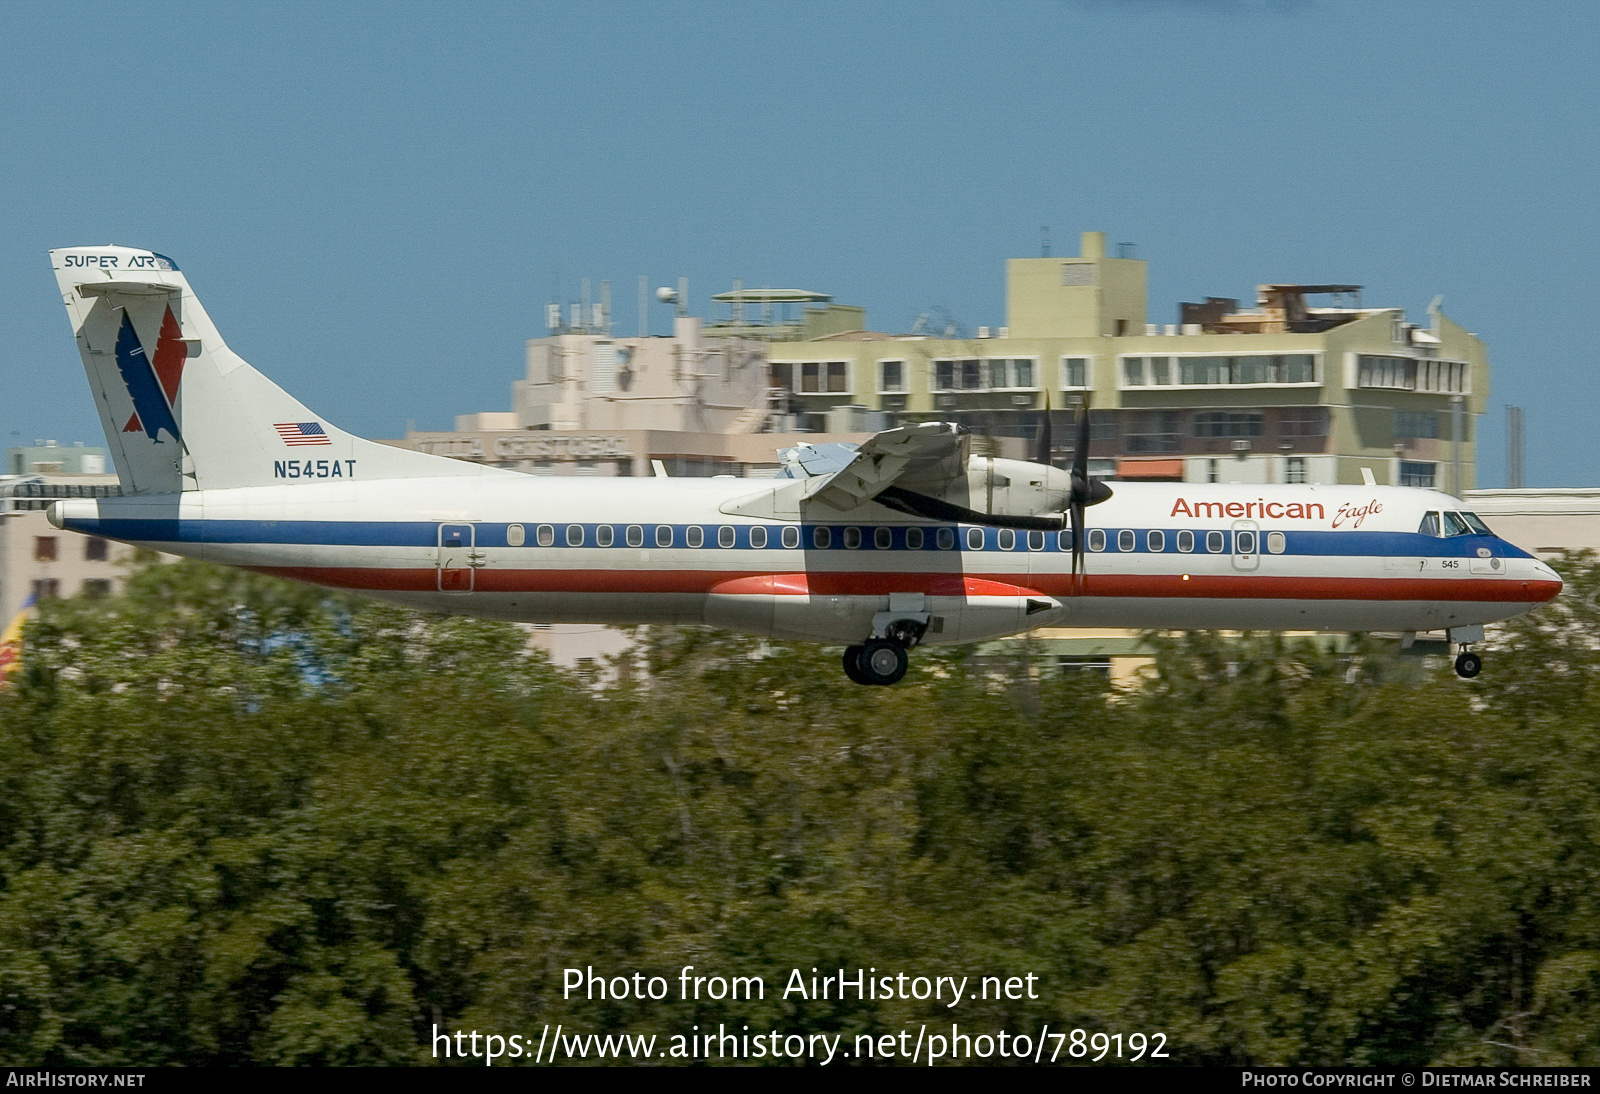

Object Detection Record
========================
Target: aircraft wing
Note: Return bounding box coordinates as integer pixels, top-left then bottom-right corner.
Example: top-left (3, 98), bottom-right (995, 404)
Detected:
top-left (779, 422), bottom-right (969, 512)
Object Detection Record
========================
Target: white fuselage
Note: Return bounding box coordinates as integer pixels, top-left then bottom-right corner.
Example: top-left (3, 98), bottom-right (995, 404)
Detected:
top-left (54, 476), bottom-right (1563, 646)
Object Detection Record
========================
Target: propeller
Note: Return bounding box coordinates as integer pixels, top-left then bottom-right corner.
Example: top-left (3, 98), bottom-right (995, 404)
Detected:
top-left (1063, 394), bottom-right (1113, 590)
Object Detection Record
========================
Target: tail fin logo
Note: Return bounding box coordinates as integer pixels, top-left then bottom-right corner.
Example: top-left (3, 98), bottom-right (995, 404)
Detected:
top-left (114, 306), bottom-right (187, 444)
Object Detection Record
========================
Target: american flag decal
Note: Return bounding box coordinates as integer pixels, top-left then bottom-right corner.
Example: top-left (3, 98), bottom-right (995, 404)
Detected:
top-left (274, 421), bottom-right (332, 446)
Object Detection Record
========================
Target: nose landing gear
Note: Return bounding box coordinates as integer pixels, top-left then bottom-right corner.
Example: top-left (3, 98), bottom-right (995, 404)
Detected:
top-left (1454, 648), bottom-right (1482, 678)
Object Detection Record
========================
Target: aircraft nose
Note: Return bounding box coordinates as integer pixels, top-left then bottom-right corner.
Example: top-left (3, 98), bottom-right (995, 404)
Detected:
top-left (1528, 561), bottom-right (1563, 603)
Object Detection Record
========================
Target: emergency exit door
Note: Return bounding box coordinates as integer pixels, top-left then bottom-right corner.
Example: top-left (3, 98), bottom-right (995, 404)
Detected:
top-left (437, 523), bottom-right (479, 592)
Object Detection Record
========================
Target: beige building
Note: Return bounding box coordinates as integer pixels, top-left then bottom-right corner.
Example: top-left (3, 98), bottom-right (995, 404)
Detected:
top-left (769, 231), bottom-right (1488, 493)
top-left (1, 471), bottom-right (132, 624)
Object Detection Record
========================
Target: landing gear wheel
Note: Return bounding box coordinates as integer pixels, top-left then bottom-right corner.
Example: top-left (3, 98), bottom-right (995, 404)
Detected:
top-left (843, 644), bottom-right (873, 685)
top-left (858, 639), bottom-right (909, 686)
top-left (1454, 650), bottom-right (1482, 679)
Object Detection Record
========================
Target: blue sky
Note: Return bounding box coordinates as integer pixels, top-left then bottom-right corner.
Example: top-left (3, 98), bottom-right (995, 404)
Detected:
top-left (2, 0), bottom-right (1596, 485)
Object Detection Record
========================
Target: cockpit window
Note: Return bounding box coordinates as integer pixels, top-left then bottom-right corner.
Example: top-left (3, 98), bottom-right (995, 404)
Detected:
top-left (1461, 511), bottom-right (1493, 535)
top-left (1418, 511), bottom-right (1440, 537)
top-left (1441, 511), bottom-right (1472, 537)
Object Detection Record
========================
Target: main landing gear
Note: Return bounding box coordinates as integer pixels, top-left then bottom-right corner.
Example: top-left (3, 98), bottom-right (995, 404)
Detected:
top-left (843, 617), bottom-right (927, 686)
top-left (844, 640), bottom-right (909, 686)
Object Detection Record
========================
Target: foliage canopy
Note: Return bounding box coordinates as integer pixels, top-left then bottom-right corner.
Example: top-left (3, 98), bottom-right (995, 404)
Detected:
top-left (3, 556), bottom-right (1600, 1065)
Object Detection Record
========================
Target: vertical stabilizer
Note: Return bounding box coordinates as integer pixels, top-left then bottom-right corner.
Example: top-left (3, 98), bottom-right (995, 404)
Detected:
top-left (51, 247), bottom-right (511, 493)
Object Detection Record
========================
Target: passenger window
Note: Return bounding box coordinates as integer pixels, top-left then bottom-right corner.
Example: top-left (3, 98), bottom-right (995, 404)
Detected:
top-left (1028, 530), bottom-right (1045, 551)
top-left (1206, 530), bottom-right (1225, 553)
top-left (686, 525), bottom-right (704, 548)
top-left (1236, 530), bottom-right (1257, 555)
top-left (626, 525), bottom-right (643, 548)
top-left (506, 523), bottom-right (525, 547)
top-left (814, 526), bottom-right (832, 549)
top-left (596, 525), bottom-right (614, 547)
top-left (1442, 512), bottom-right (1471, 537)
top-left (565, 524), bottom-right (583, 547)
top-left (998, 529), bottom-right (1016, 551)
top-left (781, 526), bottom-right (799, 549)
top-left (1147, 530), bottom-right (1165, 552)
top-left (843, 527), bottom-right (862, 549)
top-left (718, 525), bottom-right (735, 548)
top-left (1088, 529), bottom-right (1106, 552)
top-left (1117, 529), bottom-right (1135, 552)
top-left (1057, 529), bottom-right (1073, 552)
top-left (536, 524), bottom-right (555, 547)
top-left (967, 527), bottom-right (985, 551)
top-left (1177, 529), bottom-right (1194, 553)
top-left (1418, 511), bottom-right (1440, 537)
top-left (937, 527), bottom-right (955, 550)
top-left (655, 525), bottom-right (673, 547)
top-left (1267, 531), bottom-right (1286, 554)
top-left (906, 527), bottom-right (925, 550)
top-left (875, 527), bottom-right (892, 549)
top-left (751, 526), bottom-right (768, 548)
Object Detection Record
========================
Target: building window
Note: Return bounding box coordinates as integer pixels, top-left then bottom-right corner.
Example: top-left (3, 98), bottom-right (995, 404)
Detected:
top-left (1279, 407), bottom-right (1329, 438)
top-left (801, 362), bottom-right (820, 392)
top-left (1399, 461), bottom-right (1437, 488)
top-left (1194, 412), bottom-right (1264, 438)
top-left (84, 536), bottom-right (109, 561)
top-left (1285, 457), bottom-right (1307, 483)
top-left (1175, 355), bottom-right (1316, 386)
top-left (1124, 411), bottom-right (1182, 453)
top-left (34, 537), bottom-right (57, 562)
top-left (879, 360), bottom-right (906, 393)
top-left (1061, 357), bottom-right (1091, 389)
top-left (827, 361), bottom-right (849, 393)
top-left (1395, 410), bottom-right (1438, 439)
top-left (1360, 356), bottom-right (1466, 394)
top-left (1122, 358), bottom-right (1145, 386)
top-left (31, 579), bottom-right (60, 600)
top-left (1121, 356), bottom-right (1175, 385)
top-left (82, 579), bottom-right (112, 598)
top-left (1058, 656), bottom-right (1112, 677)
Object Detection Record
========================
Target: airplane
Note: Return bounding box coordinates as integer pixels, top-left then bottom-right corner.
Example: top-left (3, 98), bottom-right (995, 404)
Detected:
top-left (41, 246), bottom-right (1562, 685)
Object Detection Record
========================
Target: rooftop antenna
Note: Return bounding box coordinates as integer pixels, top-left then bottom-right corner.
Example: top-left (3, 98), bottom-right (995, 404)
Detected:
top-left (1506, 405), bottom-right (1525, 488)
top-left (600, 280), bottom-right (611, 336)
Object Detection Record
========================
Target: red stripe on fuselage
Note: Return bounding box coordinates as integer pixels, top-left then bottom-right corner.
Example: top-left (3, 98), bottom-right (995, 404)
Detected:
top-left (244, 566), bottom-right (1560, 604)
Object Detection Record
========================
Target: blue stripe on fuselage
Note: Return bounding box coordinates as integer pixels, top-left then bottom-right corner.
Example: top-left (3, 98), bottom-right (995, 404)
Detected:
top-left (65, 515), bottom-right (1532, 561)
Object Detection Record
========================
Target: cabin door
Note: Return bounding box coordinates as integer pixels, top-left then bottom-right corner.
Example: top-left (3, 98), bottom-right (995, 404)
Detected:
top-left (1231, 520), bottom-right (1261, 572)
top-left (437, 523), bottom-right (478, 593)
